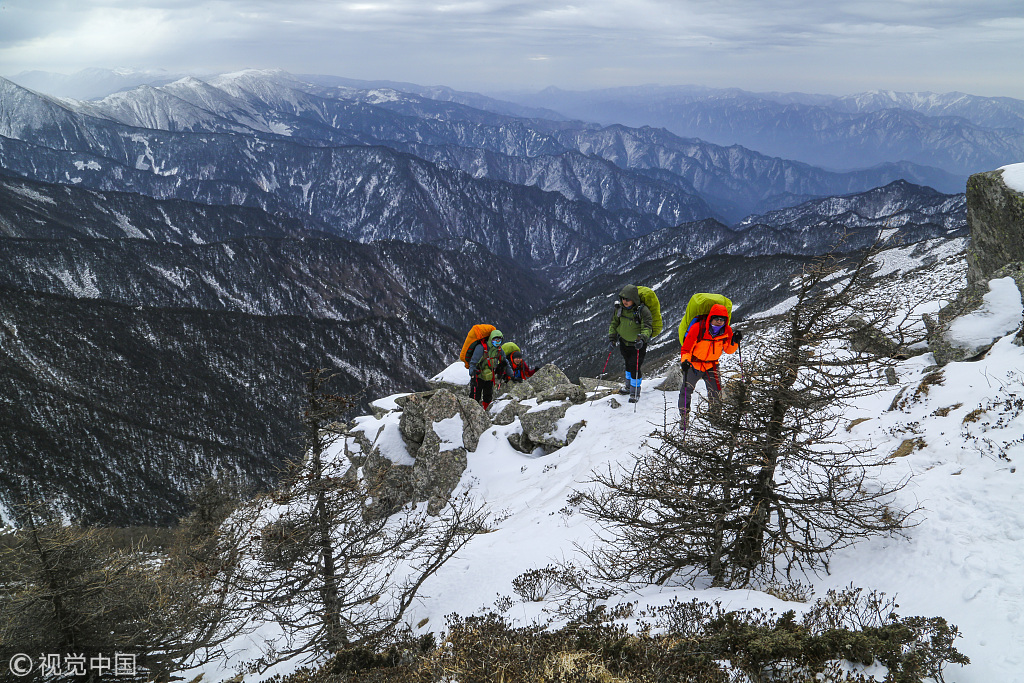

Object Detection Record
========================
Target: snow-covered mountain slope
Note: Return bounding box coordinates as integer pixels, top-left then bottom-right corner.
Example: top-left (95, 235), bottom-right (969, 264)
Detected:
top-left (182, 239), bottom-right (1024, 683)
top-left (191, 326), bottom-right (1024, 682)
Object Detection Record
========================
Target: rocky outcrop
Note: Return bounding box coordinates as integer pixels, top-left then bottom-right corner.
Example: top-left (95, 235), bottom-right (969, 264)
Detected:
top-left (655, 362), bottom-right (684, 391)
top-left (926, 168), bottom-right (1024, 365)
top-left (966, 169), bottom-right (1024, 287)
top-left (925, 265), bottom-right (1024, 365)
top-left (353, 364), bottom-right (607, 514)
top-left (846, 314), bottom-right (912, 359)
top-left (508, 409), bottom-right (587, 454)
top-left (537, 383), bottom-right (587, 404)
top-left (361, 388), bottom-right (491, 517)
top-left (526, 364), bottom-right (572, 393)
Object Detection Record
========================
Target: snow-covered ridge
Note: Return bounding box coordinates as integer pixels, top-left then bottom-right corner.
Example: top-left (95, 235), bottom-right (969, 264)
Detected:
top-left (195, 286), bottom-right (1024, 682)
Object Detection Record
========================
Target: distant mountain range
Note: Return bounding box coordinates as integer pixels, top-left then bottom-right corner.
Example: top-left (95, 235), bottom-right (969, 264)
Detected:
top-left (0, 69), bottom-right (973, 525)
top-left (501, 85), bottom-right (1024, 177)
top-left (0, 70), bottom-right (963, 229)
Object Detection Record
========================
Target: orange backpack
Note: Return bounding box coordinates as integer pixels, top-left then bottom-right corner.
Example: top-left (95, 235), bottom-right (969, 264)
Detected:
top-left (460, 324), bottom-right (496, 368)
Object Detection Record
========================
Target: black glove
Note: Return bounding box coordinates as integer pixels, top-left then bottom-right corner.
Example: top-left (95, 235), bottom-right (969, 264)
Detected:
top-left (681, 361), bottom-right (692, 374)
top-left (635, 335), bottom-right (648, 349)
top-left (608, 336), bottom-right (618, 350)
top-left (732, 330), bottom-right (743, 346)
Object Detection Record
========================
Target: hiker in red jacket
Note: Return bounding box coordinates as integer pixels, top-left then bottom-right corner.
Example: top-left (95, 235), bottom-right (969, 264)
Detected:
top-left (678, 303), bottom-right (742, 431)
top-left (502, 343), bottom-right (536, 382)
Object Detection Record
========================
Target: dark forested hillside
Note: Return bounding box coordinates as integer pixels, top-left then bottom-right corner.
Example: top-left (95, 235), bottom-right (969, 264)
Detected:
top-left (0, 176), bottom-right (549, 525)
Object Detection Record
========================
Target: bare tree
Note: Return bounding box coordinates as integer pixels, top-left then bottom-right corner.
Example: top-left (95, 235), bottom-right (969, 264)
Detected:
top-left (578, 247), bottom-right (930, 589)
top-left (219, 368), bottom-right (488, 668)
top-left (0, 502), bottom-right (246, 682)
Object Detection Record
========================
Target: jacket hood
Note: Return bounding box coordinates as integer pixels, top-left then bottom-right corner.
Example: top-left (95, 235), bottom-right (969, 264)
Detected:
top-left (619, 285), bottom-right (640, 304)
top-left (488, 329), bottom-right (504, 343)
top-left (708, 304), bottom-right (730, 323)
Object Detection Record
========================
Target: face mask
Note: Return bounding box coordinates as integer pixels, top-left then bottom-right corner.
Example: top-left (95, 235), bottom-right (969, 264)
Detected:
top-left (492, 339), bottom-right (502, 347)
top-left (711, 324), bottom-right (724, 335)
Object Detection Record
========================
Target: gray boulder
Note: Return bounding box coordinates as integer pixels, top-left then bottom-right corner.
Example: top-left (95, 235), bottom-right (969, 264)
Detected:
top-left (419, 389), bottom-right (491, 454)
top-left (924, 166), bottom-right (1024, 365)
top-left (847, 314), bottom-right (912, 359)
top-left (493, 400), bottom-right (531, 426)
top-left (505, 380), bottom-right (537, 401)
top-left (655, 362), bottom-right (683, 391)
top-left (507, 431), bottom-right (533, 454)
top-left (520, 402), bottom-right (570, 441)
top-left (362, 451), bottom-right (415, 519)
top-left (579, 377), bottom-right (620, 392)
top-left (398, 395), bottom-right (428, 450)
top-left (526, 364), bottom-right (572, 393)
top-left (518, 402), bottom-right (587, 453)
top-left (412, 437), bottom-right (468, 516)
top-left (395, 389), bottom-right (437, 409)
top-left (538, 383), bottom-right (588, 405)
top-left (366, 388), bottom-right (491, 517)
top-left (926, 262), bottom-right (1024, 365)
top-left (426, 378), bottom-right (470, 395)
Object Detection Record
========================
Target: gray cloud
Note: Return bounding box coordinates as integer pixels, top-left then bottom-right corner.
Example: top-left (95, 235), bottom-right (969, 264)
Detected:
top-left (1, 0), bottom-right (1021, 97)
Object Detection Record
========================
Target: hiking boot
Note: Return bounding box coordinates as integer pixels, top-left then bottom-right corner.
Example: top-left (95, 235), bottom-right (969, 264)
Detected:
top-left (618, 385), bottom-right (630, 395)
top-left (628, 384), bottom-right (641, 403)
top-left (679, 410), bottom-right (688, 432)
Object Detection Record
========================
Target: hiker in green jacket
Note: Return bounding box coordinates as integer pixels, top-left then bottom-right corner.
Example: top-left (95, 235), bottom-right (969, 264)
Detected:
top-left (607, 285), bottom-right (654, 403)
top-left (468, 329), bottom-right (512, 410)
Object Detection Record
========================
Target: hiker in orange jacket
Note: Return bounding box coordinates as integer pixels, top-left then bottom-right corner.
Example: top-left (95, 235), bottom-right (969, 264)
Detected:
top-left (678, 303), bottom-right (742, 431)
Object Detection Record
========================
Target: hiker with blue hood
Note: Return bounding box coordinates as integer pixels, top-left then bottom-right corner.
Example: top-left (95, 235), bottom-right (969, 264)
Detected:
top-left (468, 328), bottom-right (512, 410)
top-left (607, 284), bottom-right (654, 403)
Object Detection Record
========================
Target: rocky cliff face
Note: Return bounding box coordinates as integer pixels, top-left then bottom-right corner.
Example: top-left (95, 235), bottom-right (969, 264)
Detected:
top-left (928, 166), bottom-right (1024, 364)
top-left (966, 169), bottom-right (1024, 287)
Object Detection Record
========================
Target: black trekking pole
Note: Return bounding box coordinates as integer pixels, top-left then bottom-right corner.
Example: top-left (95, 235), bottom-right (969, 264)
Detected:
top-left (737, 346), bottom-right (748, 383)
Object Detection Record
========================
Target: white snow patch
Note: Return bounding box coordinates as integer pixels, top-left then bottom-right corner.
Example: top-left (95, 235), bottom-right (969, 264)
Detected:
top-left (430, 361), bottom-right (471, 386)
top-left (7, 185), bottom-right (57, 205)
top-left (946, 277), bottom-right (1023, 349)
top-left (112, 211), bottom-right (147, 239)
top-left (999, 162), bottom-right (1024, 193)
top-left (269, 121), bottom-right (293, 136)
top-left (349, 413), bottom-right (415, 466)
top-left (370, 393), bottom-right (410, 415)
top-left (56, 266), bottom-right (100, 298)
top-left (72, 160), bottom-right (102, 171)
top-left (749, 295), bottom-right (799, 319)
top-left (432, 415), bottom-right (466, 449)
top-left (149, 265), bottom-right (187, 289)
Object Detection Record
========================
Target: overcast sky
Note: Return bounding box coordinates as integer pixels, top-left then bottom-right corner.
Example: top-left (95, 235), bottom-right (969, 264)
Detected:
top-left (2, 0), bottom-right (1022, 98)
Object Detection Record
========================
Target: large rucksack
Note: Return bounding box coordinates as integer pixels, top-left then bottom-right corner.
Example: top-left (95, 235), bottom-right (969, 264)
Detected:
top-left (678, 293), bottom-right (733, 344)
top-left (636, 286), bottom-right (663, 336)
top-left (460, 324), bottom-right (496, 368)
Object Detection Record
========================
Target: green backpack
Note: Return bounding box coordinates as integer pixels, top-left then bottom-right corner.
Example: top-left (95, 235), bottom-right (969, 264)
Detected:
top-left (636, 286), bottom-right (663, 336)
top-left (679, 293), bottom-right (733, 344)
